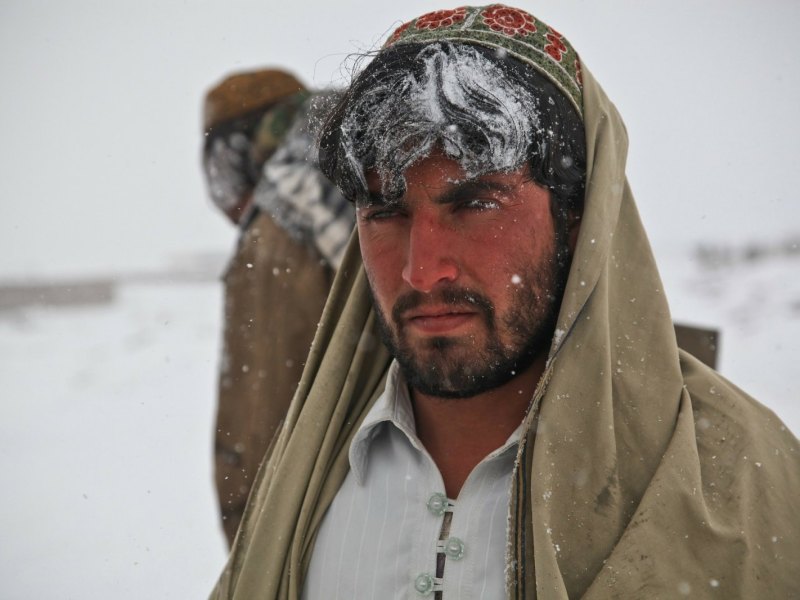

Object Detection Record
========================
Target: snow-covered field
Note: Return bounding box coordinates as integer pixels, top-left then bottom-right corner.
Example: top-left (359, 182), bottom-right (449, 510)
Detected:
top-left (0, 281), bottom-right (228, 599)
top-left (661, 238), bottom-right (800, 429)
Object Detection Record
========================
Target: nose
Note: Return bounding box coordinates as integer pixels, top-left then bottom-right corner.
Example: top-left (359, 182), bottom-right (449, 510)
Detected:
top-left (401, 212), bottom-right (459, 292)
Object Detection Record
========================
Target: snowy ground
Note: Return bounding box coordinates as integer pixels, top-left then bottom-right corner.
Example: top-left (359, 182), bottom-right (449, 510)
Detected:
top-left (0, 280), bottom-right (228, 600)
top-left (661, 236), bottom-right (800, 430)
top-left (0, 241), bottom-right (797, 599)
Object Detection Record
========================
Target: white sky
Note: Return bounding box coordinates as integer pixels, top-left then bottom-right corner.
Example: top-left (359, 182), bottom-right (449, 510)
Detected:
top-left (1, 0), bottom-right (798, 279)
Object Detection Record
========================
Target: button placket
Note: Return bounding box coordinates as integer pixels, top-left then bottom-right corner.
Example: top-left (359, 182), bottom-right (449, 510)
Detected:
top-left (426, 492), bottom-right (453, 517)
top-left (437, 536), bottom-right (465, 561)
top-left (413, 572), bottom-right (443, 596)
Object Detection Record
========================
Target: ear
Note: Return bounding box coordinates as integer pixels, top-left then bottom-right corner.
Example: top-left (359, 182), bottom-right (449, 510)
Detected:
top-left (567, 209), bottom-right (582, 254)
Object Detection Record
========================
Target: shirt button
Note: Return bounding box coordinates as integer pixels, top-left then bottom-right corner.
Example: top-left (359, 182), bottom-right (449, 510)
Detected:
top-left (426, 492), bottom-right (447, 516)
top-left (414, 572), bottom-right (435, 596)
top-left (444, 536), bottom-right (465, 560)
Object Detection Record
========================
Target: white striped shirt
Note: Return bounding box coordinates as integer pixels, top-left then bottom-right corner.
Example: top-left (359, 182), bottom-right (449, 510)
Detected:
top-left (303, 361), bottom-right (521, 599)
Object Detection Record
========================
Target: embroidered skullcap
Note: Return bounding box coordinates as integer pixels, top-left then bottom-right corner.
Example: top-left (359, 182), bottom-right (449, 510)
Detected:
top-left (383, 4), bottom-right (583, 117)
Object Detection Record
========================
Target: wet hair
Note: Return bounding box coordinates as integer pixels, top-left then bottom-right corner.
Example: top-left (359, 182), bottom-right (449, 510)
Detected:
top-left (318, 41), bottom-right (586, 224)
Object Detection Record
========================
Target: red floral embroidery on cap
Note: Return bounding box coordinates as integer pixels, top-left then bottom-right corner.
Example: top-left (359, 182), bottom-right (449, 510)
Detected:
top-left (387, 21), bottom-right (411, 45)
top-left (481, 5), bottom-right (537, 37)
top-left (415, 8), bottom-right (467, 31)
top-left (544, 28), bottom-right (568, 62)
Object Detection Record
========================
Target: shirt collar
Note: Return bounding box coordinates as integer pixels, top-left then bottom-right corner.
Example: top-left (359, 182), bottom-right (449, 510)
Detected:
top-left (349, 360), bottom-right (525, 485)
top-left (349, 361), bottom-right (415, 484)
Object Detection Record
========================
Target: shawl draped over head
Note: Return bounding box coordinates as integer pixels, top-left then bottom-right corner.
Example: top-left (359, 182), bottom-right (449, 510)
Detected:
top-left (211, 5), bottom-right (800, 598)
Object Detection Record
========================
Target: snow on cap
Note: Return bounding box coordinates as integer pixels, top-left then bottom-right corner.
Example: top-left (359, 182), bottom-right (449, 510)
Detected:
top-left (383, 4), bottom-right (583, 118)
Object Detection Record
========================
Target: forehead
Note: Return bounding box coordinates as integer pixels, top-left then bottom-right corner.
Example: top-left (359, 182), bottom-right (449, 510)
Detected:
top-left (363, 149), bottom-right (537, 204)
top-left (366, 150), bottom-right (466, 191)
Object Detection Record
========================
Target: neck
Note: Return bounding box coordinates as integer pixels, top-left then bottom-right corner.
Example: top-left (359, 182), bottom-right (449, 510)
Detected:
top-left (410, 354), bottom-right (545, 498)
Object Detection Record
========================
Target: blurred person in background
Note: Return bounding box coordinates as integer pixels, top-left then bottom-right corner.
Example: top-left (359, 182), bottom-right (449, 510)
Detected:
top-left (202, 69), bottom-right (353, 545)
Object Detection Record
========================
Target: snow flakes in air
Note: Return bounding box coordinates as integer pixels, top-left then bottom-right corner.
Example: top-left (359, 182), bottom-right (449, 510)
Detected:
top-left (511, 274), bottom-right (522, 285)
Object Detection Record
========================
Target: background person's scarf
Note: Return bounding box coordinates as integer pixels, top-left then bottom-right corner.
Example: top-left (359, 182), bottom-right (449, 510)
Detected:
top-left (253, 92), bottom-right (355, 271)
top-left (211, 6), bottom-right (800, 598)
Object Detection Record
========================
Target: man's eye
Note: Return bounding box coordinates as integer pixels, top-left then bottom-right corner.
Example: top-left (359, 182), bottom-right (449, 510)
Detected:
top-left (360, 207), bottom-right (404, 221)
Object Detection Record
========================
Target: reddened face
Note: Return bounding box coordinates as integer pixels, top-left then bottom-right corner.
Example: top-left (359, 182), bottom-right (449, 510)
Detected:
top-left (358, 151), bottom-right (566, 398)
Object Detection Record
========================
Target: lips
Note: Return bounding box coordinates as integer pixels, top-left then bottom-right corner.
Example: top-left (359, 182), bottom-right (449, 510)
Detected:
top-left (403, 307), bottom-right (478, 334)
top-left (391, 288), bottom-right (494, 337)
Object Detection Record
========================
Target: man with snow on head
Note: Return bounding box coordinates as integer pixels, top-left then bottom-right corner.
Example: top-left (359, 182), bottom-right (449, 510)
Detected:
top-left (211, 5), bottom-right (799, 598)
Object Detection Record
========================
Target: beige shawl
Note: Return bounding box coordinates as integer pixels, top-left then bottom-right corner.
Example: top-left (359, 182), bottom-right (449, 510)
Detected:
top-left (211, 59), bottom-right (799, 600)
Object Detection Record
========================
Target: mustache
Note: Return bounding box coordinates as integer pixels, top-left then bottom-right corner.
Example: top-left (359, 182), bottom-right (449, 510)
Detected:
top-left (391, 286), bottom-right (495, 324)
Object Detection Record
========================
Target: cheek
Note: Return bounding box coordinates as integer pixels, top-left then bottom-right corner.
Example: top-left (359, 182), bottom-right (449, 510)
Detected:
top-left (358, 227), bottom-right (402, 298)
top-left (468, 226), bottom-right (530, 273)
top-left (473, 221), bottom-right (555, 288)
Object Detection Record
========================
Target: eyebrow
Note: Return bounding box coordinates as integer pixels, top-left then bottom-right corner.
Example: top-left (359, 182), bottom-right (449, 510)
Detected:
top-left (438, 180), bottom-right (514, 205)
top-left (361, 179), bottom-right (514, 208)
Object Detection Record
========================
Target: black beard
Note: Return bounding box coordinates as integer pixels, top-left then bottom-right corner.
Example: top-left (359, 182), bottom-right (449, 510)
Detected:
top-left (369, 231), bottom-right (570, 399)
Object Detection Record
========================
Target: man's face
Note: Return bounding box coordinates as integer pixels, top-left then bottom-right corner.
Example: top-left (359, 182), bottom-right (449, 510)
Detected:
top-left (358, 150), bottom-right (569, 398)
